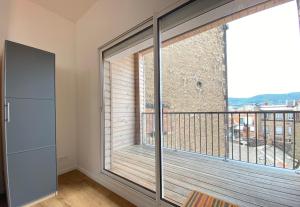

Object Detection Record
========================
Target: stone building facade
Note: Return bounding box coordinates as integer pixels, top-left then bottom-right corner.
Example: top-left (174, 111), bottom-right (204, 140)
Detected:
top-left (141, 26), bottom-right (227, 113)
top-left (139, 26), bottom-right (227, 156)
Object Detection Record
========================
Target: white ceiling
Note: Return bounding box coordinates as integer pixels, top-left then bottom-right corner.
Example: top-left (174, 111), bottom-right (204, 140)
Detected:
top-left (29, 0), bottom-right (98, 22)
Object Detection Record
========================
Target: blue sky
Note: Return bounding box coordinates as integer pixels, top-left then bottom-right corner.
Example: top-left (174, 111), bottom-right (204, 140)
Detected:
top-left (227, 0), bottom-right (300, 98)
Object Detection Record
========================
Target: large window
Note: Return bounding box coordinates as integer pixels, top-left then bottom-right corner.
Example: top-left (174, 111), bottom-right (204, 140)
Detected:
top-left (102, 24), bottom-right (156, 194)
top-left (100, 0), bottom-right (300, 206)
top-left (157, 1), bottom-right (300, 205)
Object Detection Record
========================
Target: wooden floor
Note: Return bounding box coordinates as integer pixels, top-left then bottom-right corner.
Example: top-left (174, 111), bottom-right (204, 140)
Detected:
top-left (111, 145), bottom-right (300, 207)
top-left (33, 170), bottom-right (135, 207)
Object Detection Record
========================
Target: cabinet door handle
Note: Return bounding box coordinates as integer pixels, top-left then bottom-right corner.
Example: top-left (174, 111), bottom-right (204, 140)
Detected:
top-left (5, 102), bottom-right (10, 123)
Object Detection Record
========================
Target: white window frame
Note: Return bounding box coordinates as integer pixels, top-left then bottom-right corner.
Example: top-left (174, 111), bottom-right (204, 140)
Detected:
top-left (98, 0), bottom-right (290, 206)
top-left (98, 18), bottom-right (157, 201)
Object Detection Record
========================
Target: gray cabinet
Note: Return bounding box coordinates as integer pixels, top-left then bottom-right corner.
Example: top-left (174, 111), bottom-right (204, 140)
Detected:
top-left (5, 41), bottom-right (55, 99)
top-left (2, 41), bottom-right (57, 207)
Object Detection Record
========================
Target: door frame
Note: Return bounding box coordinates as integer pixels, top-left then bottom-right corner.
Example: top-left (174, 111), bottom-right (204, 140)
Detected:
top-left (98, 18), bottom-right (157, 200)
top-left (98, 0), bottom-right (277, 206)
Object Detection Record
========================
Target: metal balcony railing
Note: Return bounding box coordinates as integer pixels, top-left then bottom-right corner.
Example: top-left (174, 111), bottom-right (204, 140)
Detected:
top-left (141, 111), bottom-right (300, 170)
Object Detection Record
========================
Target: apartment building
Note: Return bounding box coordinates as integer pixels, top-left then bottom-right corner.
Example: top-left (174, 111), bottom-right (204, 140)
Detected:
top-left (257, 102), bottom-right (300, 167)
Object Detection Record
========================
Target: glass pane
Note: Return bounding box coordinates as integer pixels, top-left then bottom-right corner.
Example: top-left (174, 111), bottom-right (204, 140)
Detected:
top-left (158, 0), bottom-right (300, 206)
top-left (103, 27), bottom-right (156, 192)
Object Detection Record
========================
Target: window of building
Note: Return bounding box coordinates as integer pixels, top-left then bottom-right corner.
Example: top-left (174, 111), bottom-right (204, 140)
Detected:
top-left (275, 113), bottom-right (284, 120)
top-left (276, 126), bottom-right (283, 135)
top-left (288, 126), bottom-right (293, 136)
top-left (287, 113), bottom-right (294, 120)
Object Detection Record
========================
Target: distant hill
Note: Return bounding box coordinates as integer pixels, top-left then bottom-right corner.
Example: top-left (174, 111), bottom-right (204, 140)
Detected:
top-left (229, 92), bottom-right (300, 106)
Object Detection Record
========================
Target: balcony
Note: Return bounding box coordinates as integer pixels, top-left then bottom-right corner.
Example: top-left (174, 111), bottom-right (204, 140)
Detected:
top-left (102, 1), bottom-right (300, 205)
top-left (109, 111), bottom-right (300, 206)
top-left (112, 145), bottom-right (300, 207)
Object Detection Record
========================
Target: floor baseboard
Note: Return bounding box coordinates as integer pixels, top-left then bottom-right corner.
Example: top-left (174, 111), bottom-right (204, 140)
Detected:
top-left (77, 166), bottom-right (156, 207)
top-left (58, 165), bottom-right (77, 175)
top-left (23, 192), bottom-right (57, 207)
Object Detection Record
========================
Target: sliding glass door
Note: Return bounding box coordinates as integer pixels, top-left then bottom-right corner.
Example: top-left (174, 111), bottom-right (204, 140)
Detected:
top-left (101, 23), bottom-right (157, 193)
top-left (158, 1), bottom-right (232, 204)
top-left (100, 0), bottom-right (300, 206)
top-left (157, 0), bottom-right (300, 206)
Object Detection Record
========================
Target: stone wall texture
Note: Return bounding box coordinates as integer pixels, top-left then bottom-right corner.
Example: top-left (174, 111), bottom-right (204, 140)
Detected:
top-left (142, 26), bottom-right (227, 113)
top-left (140, 26), bottom-right (227, 156)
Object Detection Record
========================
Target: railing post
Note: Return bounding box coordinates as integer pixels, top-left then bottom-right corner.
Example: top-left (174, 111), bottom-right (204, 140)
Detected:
top-left (171, 113), bottom-right (173, 149)
top-left (293, 112), bottom-right (296, 170)
top-left (283, 112), bottom-right (286, 168)
top-left (217, 113), bottom-right (220, 157)
top-left (199, 114), bottom-right (202, 154)
top-left (231, 113), bottom-right (234, 160)
top-left (264, 113), bottom-right (267, 165)
top-left (175, 114), bottom-right (178, 151)
top-left (255, 113), bottom-right (258, 164)
top-left (247, 113), bottom-right (249, 163)
top-left (141, 113), bottom-right (144, 145)
top-left (273, 112), bottom-right (276, 167)
top-left (224, 113), bottom-right (228, 162)
top-left (239, 113), bottom-right (241, 161)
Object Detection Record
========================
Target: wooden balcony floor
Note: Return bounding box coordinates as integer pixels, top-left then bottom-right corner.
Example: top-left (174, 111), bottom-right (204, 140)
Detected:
top-left (111, 145), bottom-right (300, 207)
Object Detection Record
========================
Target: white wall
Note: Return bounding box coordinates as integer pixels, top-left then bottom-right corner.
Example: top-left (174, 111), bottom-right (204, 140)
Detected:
top-left (0, 0), bottom-right (77, 176)
top-left (0, 0), bottom-right (180, 178)
top-left (0, 0), bottom-right (179, 201)
top-left (75, 0), bottom-right (178, 181)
